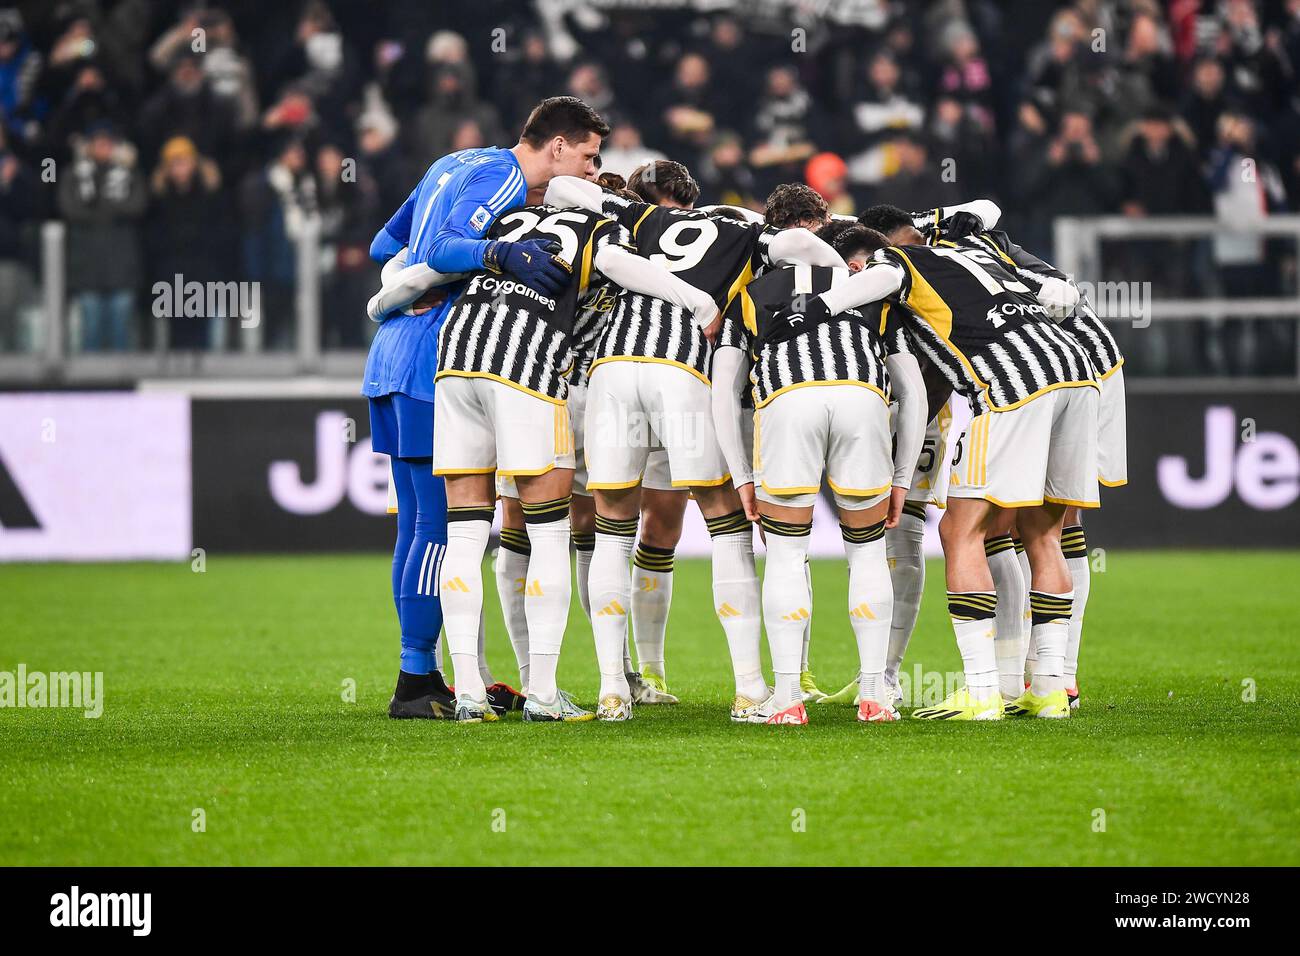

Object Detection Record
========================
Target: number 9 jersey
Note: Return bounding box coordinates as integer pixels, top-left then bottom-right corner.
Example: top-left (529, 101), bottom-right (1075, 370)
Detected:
top-left (588, 192), bottom-right (777, 383)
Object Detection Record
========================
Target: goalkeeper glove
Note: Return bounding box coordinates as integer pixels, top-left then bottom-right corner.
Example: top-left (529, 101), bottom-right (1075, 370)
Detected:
top-left (484, 238), bottom-right (572, 297)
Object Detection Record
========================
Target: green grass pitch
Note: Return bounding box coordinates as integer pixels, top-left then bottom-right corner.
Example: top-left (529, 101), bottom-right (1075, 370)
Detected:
top-left (2, 551), bottom-right (1297, 866)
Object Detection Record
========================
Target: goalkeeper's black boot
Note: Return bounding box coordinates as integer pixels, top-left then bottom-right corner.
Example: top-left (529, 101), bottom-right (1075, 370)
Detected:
top-left (485, 682), bottom-right (527, 716)
top-left (388, 669), bottom-right (455, 719)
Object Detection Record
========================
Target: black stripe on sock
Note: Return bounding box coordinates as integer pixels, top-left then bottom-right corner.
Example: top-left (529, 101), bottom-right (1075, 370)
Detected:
top-left (572, 531), bottom-right (595, 552)
top-left (902, 501), bottom-right (927, 520)
top-left (1029, 590), bottom-right (1072, 625)
top-left (595, 514), bottom-right (638, 537)
top-left (447, 506), bottom-right (494, 524)
top-left (759, 514), bottom-right (810, 538)
top-left (841, 520), bottom-right (885, 544)
top-left (521, 496), bottom-right (572, 524)
top-left (1011, 536), bottom-right (1025, 554)
top-left (947, 590), bottom-right (997, 621)
top-left (706, 509), bottom-right (750, 537)
top-left (984, 533), bottom-right (1015, 557)
top-left (634, 543), bottom-right (675, 573)
top-left (1061, 525), bottom-right (1088, 559)
top-left (499, 528), bottom-right (531, 555)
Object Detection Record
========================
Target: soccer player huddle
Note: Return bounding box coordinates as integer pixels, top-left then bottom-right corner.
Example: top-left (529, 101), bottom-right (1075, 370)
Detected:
top-left (363, 96), bottom-right (1127, 726)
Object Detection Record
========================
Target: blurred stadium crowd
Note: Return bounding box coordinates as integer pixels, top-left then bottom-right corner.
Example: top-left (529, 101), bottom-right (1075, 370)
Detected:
top-left (1, 0), bottom-right (1297, 373)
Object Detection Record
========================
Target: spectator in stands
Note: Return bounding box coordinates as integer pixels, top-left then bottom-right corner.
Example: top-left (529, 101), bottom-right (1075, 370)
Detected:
top-left (1022, 109), bottom-right (1116, 258)
top-left (650, 52), bottom-right (720, 167)
top-left (0, 8), bottom-right (45, 151)
top-left (492, 31), bottom-right (560, 131)
top-left (148, 9), bottom-right (259, 132)
top-left (804, 152), bottom-right (856, 218)
top-left (409, 61), bottom-right (502, 165)
top-left (859, 133), bottom-right (960, 213)
top-left (146, 136), bottom-right (228, 350)
top-left (355, 100), bottom-right (410, 219)
top-left (1206, 110), bottom-right (1290, 374)
top-left (239, 134), bottom-right (317, 350)
top-left (928, 93), bottom-right (996, 198)
top-left (566, 61), bottom-right (615, 118)
top-left (935, 21), bottom-right (995, 124)
top-left (596, 121), bottom-right (665, 179)
top-left (57, 120), bottom-right (145, 352)
top-left (138, 50), bottom-right (241, 182)
top-left (1181, 57), bottom-right (1230, 159)
top-left (44, 61), bottom-right (122, 165)
top-left (842, 51), bottom-right (925, 160)
top-left (0, 124), bottom-right (37, 350)
top-left (748, 65), bottom-right (826, 196)
top-left (1119, 108), bottom-right (1210, 218)
top-left (316, 140), bottom-right (379, 348)
top-left (1107, 11), bottom-right (1181, 143)
top-left (265, 0), bottom-right (358, 136)
top-left (694, 131), bottom-right (756, 210)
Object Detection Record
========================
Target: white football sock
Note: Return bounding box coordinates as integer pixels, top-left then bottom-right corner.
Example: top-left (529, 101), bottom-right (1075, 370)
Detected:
top-left (442, 513), bottom-right (492, 703)
top-left (761, 527), bottom-right (811, 710)
top-left (589, 516), bottom-right (636, 701)
top-left (986, 535), bottom-right (1028, 700)
top-left (632, 543), bottom-right (674, 679)
top-left (884, 512), bottom-right (926, 685)
top-left (1062, 526), bottom-right (1090, 689)
top-left (1029, 590), bottom-right (1073, 696)
top-left (708, 516), bottom-right (766, 702)
top-left (1015, 540), bottom-right (1035, 681)
top-left (947, 591), bottom-right (998, 698)
top-left (521, 506), bottom-right (573, 702)
top-left (476, 613), bottom-right (494, 685)
top-left (800, 557), bottom-right (813, 671)
top-left (844, 523), bottom-right (892, 706)
top-left (493, 535), bottom-right (531, 690)
top-left (573, 530), bottom-right (595, 623)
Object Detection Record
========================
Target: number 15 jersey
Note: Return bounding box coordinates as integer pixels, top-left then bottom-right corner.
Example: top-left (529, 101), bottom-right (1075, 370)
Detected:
top-left (875, 242), bottom-right (1098, 416)
top-left (589, 193), bottom-right (777, 384)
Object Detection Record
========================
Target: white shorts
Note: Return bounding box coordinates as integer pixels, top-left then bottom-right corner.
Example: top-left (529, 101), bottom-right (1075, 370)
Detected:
top-left (1097, 364), bottom-right (1127, 488)
top-left (433, 375), bottom-right (575, 478)
top-left (949, 385), bottom-right (1100, 509)
top-left (754, 383), bottom-right (892, 510)
top-left (904, 401), bottom-right (953, 508)
top-left (584, 360), bottom-right (729, 490)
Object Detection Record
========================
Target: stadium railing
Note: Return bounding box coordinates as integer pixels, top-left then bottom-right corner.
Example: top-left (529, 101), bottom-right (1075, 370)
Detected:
top-left (2, 214), bottom-right (1298, 386)
top-left (1053, 213), bottom-right (1300, 388)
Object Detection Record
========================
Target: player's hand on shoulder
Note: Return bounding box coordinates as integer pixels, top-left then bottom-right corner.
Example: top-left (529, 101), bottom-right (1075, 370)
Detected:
top-left (485, 237), bottom-right (572, 297)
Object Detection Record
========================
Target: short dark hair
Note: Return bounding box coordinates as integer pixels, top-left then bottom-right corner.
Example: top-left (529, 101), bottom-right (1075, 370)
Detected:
top-left (627, 160), bottom-right (699, 206)
top-left (764, 183), bottom-right (829, 229)
top-left (706, 205), bottom-right (749, 222)
top-left (596, 171), bottom-right (626, 192)
top-left (519, 96), bottom-right (610, 148)
top-left (857, 203), bottom-right (914, 236)
top-left (815, 220), bottom-right (889, 261)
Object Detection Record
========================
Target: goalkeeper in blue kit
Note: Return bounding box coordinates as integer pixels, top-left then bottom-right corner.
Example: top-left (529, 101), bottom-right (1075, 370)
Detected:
top-left (363, 96), bottom-right (609, 718)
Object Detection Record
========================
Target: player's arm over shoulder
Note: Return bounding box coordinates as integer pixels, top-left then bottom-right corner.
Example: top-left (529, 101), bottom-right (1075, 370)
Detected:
top-left (426, 159), bottom-right (526, 274)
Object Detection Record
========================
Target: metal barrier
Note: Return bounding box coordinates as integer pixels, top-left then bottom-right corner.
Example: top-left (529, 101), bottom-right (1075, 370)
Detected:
top-left (3, 214), bottom-right (1298, 384)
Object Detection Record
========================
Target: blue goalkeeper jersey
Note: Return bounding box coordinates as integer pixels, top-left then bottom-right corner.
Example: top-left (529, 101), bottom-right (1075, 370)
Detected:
top-left (362, 146), bottom-right (527, 402)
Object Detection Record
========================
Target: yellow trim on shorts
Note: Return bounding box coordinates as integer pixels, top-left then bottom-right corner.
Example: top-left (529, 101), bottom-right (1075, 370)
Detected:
top-left (586, 477), bottom-right (645, 491)
top-left (826, 478), bottom-right (891, 498)
top-left (433, 466), bottom-right (497, 476)
top-left (587, 355), bottom-right (711, 386)
top-left (1098, 357), bottom-right (1125, 381)
top-left (979, 495), bottom-right (1046, 508)
top-left (760, 480), bottom-right (820, 496)
top-left (984, 380), bottom-right (1099, 412)
top-left (1099, 476), bottom-right (1128, 487)
top-left (753, 378), bottom-right (889, 410)
top-left (672, 473), bottom-right (731, 489)
top-left (496, 462), bottom-right (562, 479)
top-left (435, 370), bottom-right (567, 405)
top-left (1044, 494), bottom-right (1101, 509)
top-left (386, 507), bottom-right (399, 515)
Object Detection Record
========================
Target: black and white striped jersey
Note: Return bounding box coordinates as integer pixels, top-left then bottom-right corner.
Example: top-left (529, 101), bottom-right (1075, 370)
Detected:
top-left (590, 192), bottom-right (777, 382)
top-left (721, 263), bottom-right (896, 409)
top-left (436, 205), bottom-right (630, 401)
top-left (963, 230), bottom-right (1124, 377)
top-left (875, 242), bottom-right (1099, 416)
top-left (568, 281), bottom-right (618, 388)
